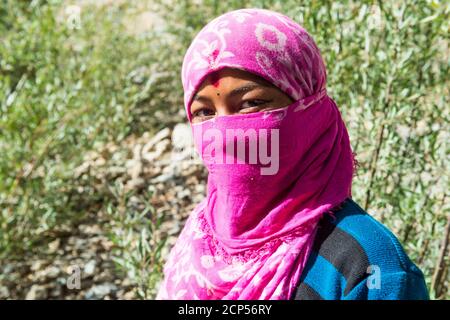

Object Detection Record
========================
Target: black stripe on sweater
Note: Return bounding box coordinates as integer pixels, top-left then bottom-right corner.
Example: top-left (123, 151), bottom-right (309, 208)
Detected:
top-left (293, 282), bottom-right (324, 300)
top-left (312, 216), bottom-right (370, 296)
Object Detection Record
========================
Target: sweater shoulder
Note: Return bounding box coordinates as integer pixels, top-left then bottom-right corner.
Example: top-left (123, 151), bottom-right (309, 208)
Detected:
top-left (293, 198), bottom-right (427, 300)
top-left (330, 198), bottom-right (422, 275)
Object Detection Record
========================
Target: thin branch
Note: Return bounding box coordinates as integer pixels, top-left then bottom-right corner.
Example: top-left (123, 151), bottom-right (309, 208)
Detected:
top-left (431, 212), bottom-right (450, 298)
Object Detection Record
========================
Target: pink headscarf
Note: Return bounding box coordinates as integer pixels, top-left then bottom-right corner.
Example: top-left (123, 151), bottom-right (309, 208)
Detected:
top-left (157, 8), bottom-right (355, 300)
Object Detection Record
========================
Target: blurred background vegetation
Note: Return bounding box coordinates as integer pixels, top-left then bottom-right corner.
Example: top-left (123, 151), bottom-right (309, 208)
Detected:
top-left (0, 0), bottom-right (448, 299)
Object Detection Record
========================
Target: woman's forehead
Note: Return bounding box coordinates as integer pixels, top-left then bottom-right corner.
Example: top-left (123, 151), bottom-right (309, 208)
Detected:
top-left (195, 68), bottom-right (278, 94)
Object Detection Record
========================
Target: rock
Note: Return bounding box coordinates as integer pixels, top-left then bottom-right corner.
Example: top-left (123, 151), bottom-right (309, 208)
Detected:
top-left (67, 236), bottom-right (77, 246)
top-left (126, 159), bottom-right (142, 180)
top-left (83, 260), bottom-right (97, 277)
top-left (49, 285), bottom-right (63, 298)
top-left (171, 123), bottom-right (192, 148)
top-left (142, 128), bottom-right (171, 151)
top-left (123, 290), bottom-right (135, 300)
top-left (94, 157), bottom-right (106, 167)
top-left (170, 123), bottom-right (201, 164)
top-left (44, 266), bottom-right (61, 279)
top-left (195, 184), bottom-right (205, 194)
top-left (415, 119), bottom-right (427, 136)
top-left (171, 123), bottom-right (195, 154)
top-left (81, 224), bottom-right (102, 235)
top-left (48, 239), bottom-right (60, 253)
top-left (0, 286), bottom-right (10, 299)
top-left (141, 128), bottom-right (172, 163)
top-left (74, 162), bottom-right (91, 178)
top-left (125, 177), bottom-right (145, 190)
top-left (25, 285), bottom-right (48, 300)
top-left (74, 238), bottom-right (87, 249)
top-left (127, 66), bottom-right (147, 85)
top-left (56, 277), bottom-right (67, 286)
top-left (80, 251), bottom-right (96, 260)
top-left (121, 278), bottom-right (131, 287)
top-left (141, 139), bottom-right (170, 163)
top-left (160, 220), bottom-right (181, 236)
top-left (150, 173), bottom-right (175, 184)
top-left (30, 260), bottom-right (46, 272)
top-left (93, 270), bottom-right (114, 283)
top-left (107, 165), bottom-right (126, 178)
top-left (84, 283), bottom-right (117, 300)
top-left (99, 252), bottom-right (109, 260)
top-left (100, 238), bottom-right (114, 251)
top-left (2, 263), bottom-right (14, 274)
top-left (176, 188), bottom-right (191, 200)
top-left (132, 144), bottom-right (143, 161)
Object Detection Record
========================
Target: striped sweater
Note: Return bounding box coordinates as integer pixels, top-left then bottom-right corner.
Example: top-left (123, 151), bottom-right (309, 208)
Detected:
top-left (292, 197), bottom-right (429, 300)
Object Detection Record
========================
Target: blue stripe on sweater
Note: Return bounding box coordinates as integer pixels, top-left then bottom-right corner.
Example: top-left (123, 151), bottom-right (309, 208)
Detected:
top-left (301, 251), bottom-right (347, 300)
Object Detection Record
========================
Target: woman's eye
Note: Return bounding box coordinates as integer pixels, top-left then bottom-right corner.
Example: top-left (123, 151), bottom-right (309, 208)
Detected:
top-left (240, 99), bottom-right (269, 109)
top-left (193, 108), bottom-right (215, 118)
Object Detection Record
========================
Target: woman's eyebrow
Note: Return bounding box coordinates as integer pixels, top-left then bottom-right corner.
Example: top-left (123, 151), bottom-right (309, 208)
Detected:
top-left (192, 94), bottom-right (211, 103)
top-left (193, 81), bottom-right (272, 102)
top-left (228, 82), bottom-right (271, 98)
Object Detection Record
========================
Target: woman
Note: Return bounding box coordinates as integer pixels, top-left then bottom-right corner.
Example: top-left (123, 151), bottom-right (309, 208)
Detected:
top-left (156, 8), bottom-right (429, 300)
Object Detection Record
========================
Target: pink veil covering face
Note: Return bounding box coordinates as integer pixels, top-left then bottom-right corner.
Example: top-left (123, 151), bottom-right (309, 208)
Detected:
top-left (156, 8), bottom-right (355, 300)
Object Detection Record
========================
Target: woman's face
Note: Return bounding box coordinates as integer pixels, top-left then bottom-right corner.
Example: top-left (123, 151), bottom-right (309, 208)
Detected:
top-left (190, 68), bottom-right (294, 123)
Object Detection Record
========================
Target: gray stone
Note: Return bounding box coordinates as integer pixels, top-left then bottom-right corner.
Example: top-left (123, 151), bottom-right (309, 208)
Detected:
top-left (84, 283), bottom-right (118, 300)
top-left (83, 259), bottom-right (97, 276)
top-left (44, 266), bottom-right (60, 279)
top-left (25, 285), bottom-right (48, 300)
top-left (0, 286), bottom-right (10, 299)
